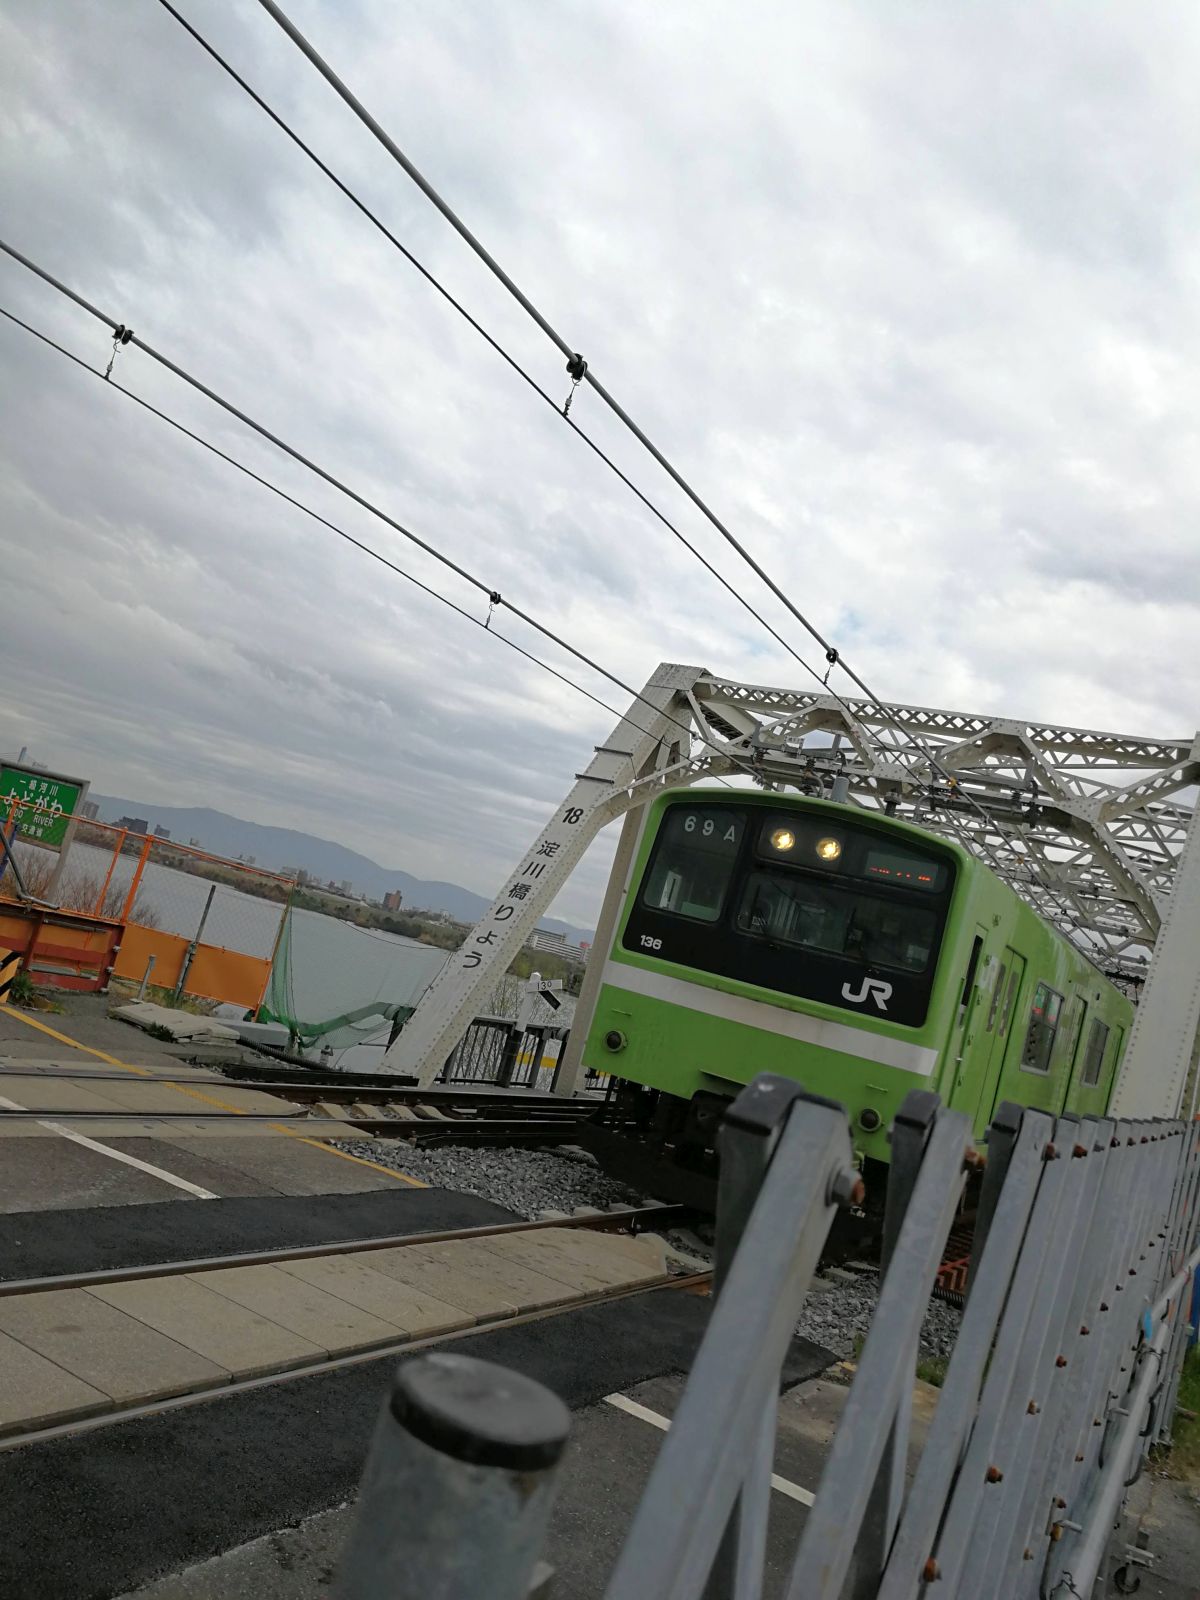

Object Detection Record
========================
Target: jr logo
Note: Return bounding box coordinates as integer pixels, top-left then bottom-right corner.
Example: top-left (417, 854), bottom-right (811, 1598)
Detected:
top-left (841, 977), bottom-right (893, 1012)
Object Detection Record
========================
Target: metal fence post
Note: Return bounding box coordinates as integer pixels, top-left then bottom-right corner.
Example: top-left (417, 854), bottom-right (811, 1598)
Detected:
top-left (704, 1076), bottom-right (830, 1600)
top-left (335, 1352), bottom-right (570, 1600)
top-left (136, 954), bottom-right (156, 1001)
top-left (787, 1100), bottom-right (972, 1600)
top-left (603, 1077), bottom-right (855, 1600)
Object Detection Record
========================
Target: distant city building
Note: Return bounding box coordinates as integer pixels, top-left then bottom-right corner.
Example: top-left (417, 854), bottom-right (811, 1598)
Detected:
top-left (115, 816), bottom-right (149, 835)
top-left (339, 879), bottom-right (353, 896)
top-left (80, 801), bottom-right (99, 821)
top-left (383, 889), bottom-right (404, 912)
top-left (153, 825), bottom-right (171, 840)
top-left (578, 941), bottom-right (591, 957)
top-left (188, 837), bottom-right (201, 847)
top-left (530, 928), bottom-right (569, 955)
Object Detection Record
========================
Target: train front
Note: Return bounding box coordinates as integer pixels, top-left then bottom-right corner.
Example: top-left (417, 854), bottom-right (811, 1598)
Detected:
top-left (581, 790), bottom-right (967, 1174)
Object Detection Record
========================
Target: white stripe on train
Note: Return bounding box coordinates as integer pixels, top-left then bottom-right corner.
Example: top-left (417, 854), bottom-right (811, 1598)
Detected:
top-left (599, 961), bottom-right (940, 1078)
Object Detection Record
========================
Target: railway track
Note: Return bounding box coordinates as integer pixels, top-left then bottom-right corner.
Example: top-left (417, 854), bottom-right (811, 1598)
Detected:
top-left (0, 1063), bottom-right (608, 1145)
top-left (0, 1205), bottom-right (708, 1451)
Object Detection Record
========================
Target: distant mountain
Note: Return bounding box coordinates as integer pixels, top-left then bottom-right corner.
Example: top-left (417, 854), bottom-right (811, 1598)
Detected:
top-left (89, 797), bottom-right (595, 946)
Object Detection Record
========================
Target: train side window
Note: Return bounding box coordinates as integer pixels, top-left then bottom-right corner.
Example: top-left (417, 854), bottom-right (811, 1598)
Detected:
top-left (958, 936), bottom-right (983, 1021)
top-left (1065, 998), bottom-right (1087, 1068)
top-left (986, 963), bottom-right (1008, 1032)
top-left (1021, 983), bottom-right (1063, 1074)
top-left (998, 968), bottom-right (1019, 1036)
top-left (1081, 1018), bottom-right (1110, 1088)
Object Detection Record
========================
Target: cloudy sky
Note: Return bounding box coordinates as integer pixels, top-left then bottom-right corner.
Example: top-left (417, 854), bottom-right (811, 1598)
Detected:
top-left (1, 0), bottom-right (1197, 926)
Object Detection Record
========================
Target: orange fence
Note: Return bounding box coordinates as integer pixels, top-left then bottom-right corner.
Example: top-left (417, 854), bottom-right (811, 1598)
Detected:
top-left (0, 799), bottom-right (293, 1008)
top-left (0, 903), bottom-right (122, 993)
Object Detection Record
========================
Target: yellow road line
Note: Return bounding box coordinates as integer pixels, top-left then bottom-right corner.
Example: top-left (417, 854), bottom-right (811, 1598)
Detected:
top-left (3, 1008), bottom-right (425, 1187)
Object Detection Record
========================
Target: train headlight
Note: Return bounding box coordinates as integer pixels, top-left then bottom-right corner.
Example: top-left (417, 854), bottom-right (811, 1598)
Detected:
top-left (816, 836), bottom-right (842, 862)
top-left (770, 828), bottom-right (796, 852)
top-left (858, 1107), bottom-right (882, 1133)
top-left (604, 1030), bottom-right (627, 1053)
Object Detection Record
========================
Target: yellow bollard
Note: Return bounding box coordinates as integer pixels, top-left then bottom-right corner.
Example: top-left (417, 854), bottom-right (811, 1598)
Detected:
top-left (0, 946), bottom-right (20, 1006)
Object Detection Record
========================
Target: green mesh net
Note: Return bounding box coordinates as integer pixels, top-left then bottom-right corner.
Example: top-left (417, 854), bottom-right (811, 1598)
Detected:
top-left (256, 906), bottom-right (449, 1053)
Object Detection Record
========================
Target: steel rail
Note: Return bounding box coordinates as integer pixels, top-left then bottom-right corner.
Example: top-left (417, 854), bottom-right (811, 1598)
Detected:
top-left (0, 1269), bottom-right (711, 1453)
top-left (0, 1203), bottom-right (690, 1299)
top-left (0, 1107), bottom-right (314, 1123)
top-left (0, 1067), bottom-right (594, 1110)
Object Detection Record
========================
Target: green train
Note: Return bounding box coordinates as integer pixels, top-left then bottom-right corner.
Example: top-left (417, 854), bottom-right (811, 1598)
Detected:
top-left (581, 789), bottom-right (1132, 1182)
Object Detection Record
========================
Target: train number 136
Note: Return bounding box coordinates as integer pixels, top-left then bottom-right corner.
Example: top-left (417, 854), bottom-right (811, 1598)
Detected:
top-left (639, 935), bottom-right (663, 951)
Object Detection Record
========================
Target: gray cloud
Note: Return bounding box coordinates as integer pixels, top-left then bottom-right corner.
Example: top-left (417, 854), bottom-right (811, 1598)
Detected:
top-left (1, 0), bottom-right (1197, 926)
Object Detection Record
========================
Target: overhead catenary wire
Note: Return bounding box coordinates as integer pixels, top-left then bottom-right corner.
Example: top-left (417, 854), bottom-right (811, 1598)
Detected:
top-left (246, 0), bottom-right (1090, 945)
top-left (0, 255), bottom-right (750, 785)
top-left (251, 0), bottom-right (876, 697)
top-left (160, 0), bottom-right (1054, 882)
top-left (157, 4), bottom-right (1081, 948)
top-left (151, 0), bottom-right (846, 711)
top-left (0, 303), bottom-right (626, 728)
top-left (1, 252), bottom-right (1080, 949)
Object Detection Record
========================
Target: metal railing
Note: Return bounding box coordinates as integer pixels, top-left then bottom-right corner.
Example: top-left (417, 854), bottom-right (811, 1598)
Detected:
top-left (335, 1075), bottom-right (1200, 1597)
top-left (441, 1020), bottom-right (570, 1089)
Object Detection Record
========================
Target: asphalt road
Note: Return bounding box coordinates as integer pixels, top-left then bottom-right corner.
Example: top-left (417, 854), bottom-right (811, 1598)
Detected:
top-left (0, 1289), bottom-right (831, 1599)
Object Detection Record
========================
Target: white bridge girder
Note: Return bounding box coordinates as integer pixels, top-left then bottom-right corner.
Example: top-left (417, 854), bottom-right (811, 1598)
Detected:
top-left (382, 665), bottom-right (1200, 1113)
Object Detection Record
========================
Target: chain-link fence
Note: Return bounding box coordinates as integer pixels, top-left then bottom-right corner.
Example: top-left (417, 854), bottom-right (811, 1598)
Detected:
top-left (1, 801), bottom-right (295, 1007)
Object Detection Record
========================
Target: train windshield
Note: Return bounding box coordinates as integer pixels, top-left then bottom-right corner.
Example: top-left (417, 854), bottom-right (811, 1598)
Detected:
top-left (736, 870), bottom-right (938, 973)
top-left (624, 804), bottom-right (955, 1027)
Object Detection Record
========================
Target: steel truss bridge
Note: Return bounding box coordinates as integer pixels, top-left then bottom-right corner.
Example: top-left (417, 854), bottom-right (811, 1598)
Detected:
top-left (383, 665), bottom-right (1200, 1118)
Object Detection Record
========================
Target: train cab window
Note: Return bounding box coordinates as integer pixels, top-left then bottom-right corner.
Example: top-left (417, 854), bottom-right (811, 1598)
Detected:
top-left (1021, 984), bottom-right (1063, 1074)
top-left (1081, 1018), bottom-right (1110, 1088)
top-left (640, 807), bottom-right (745, 923)
top-left (735, 870), bottom-right (938, 972)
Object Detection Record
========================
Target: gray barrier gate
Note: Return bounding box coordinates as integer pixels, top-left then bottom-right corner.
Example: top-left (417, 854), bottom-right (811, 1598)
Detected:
top-left (335, 1077), bottom-right (1200, 1599)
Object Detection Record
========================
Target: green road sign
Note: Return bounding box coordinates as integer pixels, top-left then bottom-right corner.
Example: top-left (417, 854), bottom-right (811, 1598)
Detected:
top-left (0, 766), bottom-right (83, 849)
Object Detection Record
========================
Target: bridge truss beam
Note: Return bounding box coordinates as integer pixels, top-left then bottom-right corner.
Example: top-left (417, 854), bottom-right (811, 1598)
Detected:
top-left (382, 666), bottom-right (1199, 1107)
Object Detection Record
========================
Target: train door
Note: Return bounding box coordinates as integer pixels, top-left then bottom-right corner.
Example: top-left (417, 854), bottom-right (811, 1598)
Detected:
top-left (983, 949), bottom-right (1026, 1127)
top-left (1105, 1024), bottom-right (1127, 1111)
top-left (1057, 996), bottom-right (1090, 1113)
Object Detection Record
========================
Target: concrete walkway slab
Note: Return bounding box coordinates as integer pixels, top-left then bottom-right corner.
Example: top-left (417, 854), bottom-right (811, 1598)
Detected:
top-left (103, 1140), bottom-right (287, 1198)
top-left (0, 1136), bottom-right (206, 1212)
top-left (416, 1239), bottom-right (585, 1311)
top-left (150, 1136), bottom-right (400, 1193)
top-left (0, 1077), bottom-right (168, 1138)
top-left (0, 1288), bottom-right (229, 1403)
top-left (92, 1276), bottom-right (325, 1380)
top-left (484, 1228), bottom-right (667, 1292)
top-left (0, 1328), bottom-right (109, 1432)
top-left (276, 1257), bottom-right (474, 1337)
top-left (194, 1265), bottom-right (405, 1357)
top-left (362, 1243), bottom-right (527, 1318)
top-left (110, 1004), bottom-right (239, 1043)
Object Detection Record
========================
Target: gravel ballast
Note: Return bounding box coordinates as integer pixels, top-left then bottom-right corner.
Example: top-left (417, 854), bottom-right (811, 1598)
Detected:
top-left (333, 1139), bottom-right (646, 1220)
top-left (335, 1140), bottom-right (962, 1360)
top-left (799, 1264), bottom-right (962, 1362)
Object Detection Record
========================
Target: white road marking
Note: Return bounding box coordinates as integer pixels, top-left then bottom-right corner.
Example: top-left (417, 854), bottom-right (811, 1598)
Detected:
top-left (602, 1391), bottom-right (815, 1506)
top-left (0, 1093), bottom-right (219, 1199)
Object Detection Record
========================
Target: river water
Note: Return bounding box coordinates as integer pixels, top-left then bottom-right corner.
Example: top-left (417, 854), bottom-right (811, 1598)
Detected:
top-left (17, 839), bottom-right (451, 1067)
